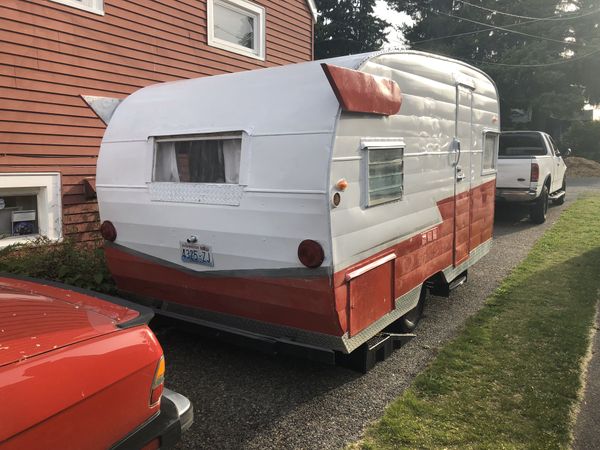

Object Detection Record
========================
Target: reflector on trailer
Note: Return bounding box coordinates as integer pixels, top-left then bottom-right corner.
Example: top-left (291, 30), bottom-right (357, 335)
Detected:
top-left (321, 63), bottom-right (402, 116)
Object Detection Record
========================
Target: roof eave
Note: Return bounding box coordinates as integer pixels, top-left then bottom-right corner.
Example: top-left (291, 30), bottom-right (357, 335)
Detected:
top-left (305, 0), bottom-right (317, 22)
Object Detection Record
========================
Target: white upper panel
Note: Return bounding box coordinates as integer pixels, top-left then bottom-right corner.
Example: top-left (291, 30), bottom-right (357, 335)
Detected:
top-left (102, 51), bottom-right (497, 144)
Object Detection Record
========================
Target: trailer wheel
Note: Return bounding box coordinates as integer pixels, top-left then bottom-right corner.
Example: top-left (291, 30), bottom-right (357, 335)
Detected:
top-left (399, 286), bottom-right (427, 332)
top-left (530, 185), bottom-right (549, 224)
top-left (552, 178), bottom-right (566, 205)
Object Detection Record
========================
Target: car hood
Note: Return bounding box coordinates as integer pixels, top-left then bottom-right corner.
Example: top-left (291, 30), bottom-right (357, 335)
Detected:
top-left (0, 277), bottom-right (141, 367)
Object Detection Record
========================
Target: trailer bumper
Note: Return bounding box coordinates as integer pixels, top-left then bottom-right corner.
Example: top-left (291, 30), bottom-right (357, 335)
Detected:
top-left (496, 187), bottom-right (538, 202)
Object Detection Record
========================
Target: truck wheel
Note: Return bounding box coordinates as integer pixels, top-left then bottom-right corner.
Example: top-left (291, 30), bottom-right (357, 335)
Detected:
top-left (552, 178), bottom-right (566, 205)
top-left (399, 286), bottom-right (427, 332)
top-left (530, 185), bottom-right (549, 224)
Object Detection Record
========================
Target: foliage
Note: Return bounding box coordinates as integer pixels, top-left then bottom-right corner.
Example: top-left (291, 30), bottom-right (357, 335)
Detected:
top-left (387, 0), bottom-right (600, 130)
top-left (0, 238), bottom-right (116, 294)
top-left (359, 195), bottom-right (600, 449)
top-left (315, 0), bottom-right (390, 59)
top-left (563, 120), bottom-right (600, 161)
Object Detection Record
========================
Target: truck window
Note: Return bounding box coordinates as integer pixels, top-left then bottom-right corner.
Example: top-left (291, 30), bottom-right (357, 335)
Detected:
top-left (364, 145), bottom-right (404, 207)
top-left (154, 134), bottom-right (241, 184)
top-left (499, 133), bottom-right (546, 157)
top-left (482, 132), bottom-right (499, 173)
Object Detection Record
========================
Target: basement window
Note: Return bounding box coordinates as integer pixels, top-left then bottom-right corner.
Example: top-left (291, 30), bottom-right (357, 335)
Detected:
top-left (0, 173), bottom-right (62, 248)
top-left (49, 0), bottom-right (104, 15)
top-left (207, 0), bottom-right (266, 60)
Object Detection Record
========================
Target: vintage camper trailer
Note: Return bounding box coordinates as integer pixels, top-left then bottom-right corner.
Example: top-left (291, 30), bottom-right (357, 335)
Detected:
top-left (97, 50), bottom-right (500, 369)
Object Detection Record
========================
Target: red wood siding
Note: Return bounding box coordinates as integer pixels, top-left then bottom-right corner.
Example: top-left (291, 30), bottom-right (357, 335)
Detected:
top-left (0, 0), bottom-right (314, 242)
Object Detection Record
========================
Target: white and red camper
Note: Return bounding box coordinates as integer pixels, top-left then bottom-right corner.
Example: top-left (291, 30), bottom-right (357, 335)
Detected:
top-left (97, 50), bottom-right (500, 367)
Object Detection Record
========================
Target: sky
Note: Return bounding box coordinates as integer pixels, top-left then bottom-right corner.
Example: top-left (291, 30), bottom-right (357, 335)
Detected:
top-left (373, 0), bottom-right (414, 48)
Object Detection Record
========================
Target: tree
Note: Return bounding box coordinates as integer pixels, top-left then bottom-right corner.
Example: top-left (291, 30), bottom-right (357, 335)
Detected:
top-left (315, 0), bottom-right (390, 59)
top-left (387, 0), bottom-right (600, 131)
top-left (563, 121), bottom-right (600, 161)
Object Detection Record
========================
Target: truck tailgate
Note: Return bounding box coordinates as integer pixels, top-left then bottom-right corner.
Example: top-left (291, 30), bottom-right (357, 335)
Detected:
top-left (497, 157), bottom-right (532, 189)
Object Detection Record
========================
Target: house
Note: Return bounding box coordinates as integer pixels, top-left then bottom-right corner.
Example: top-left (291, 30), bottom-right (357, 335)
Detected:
top-left (0, 0), bottom-right (316, 245)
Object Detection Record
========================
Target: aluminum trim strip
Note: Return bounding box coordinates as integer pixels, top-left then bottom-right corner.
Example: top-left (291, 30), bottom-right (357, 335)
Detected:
top-left (345, 253), bottom-right (397, 281)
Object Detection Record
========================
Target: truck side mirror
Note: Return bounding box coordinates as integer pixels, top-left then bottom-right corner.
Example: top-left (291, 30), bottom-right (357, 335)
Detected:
top-left (563, 148), bottom-right (572, 158)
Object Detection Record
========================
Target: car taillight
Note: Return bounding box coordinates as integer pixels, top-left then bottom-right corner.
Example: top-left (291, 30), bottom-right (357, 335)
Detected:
top-left (298, 240), bottom-right (325, 268)
top-left (150, 356), bottom-right (165, 406)
top-left (100, 220), bottom-right (117, 242)
top-left (531, 163), bottom-right (540, 182)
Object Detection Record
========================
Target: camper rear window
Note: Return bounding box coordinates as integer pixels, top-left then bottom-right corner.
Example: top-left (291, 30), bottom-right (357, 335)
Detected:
top-left (153, 137), bottom-right (241, 184)
top-left (366, 146), bottom-right (404, 207)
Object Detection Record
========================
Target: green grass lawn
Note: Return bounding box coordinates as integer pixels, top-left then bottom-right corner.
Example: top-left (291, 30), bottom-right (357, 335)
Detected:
top-left (359, 195), bottom-right (600, 450)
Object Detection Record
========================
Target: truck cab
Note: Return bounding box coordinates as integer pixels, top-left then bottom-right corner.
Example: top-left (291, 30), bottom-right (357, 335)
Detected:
top-left (496, 131), bottom-right (568, 223)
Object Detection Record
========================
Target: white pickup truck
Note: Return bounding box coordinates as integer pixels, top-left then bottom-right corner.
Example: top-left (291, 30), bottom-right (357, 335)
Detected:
top-left (496, 131), bottom-right (569, 223)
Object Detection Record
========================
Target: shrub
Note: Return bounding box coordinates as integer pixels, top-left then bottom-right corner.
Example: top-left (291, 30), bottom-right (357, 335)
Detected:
top-left (0, 238), bottom-right (116, 294)
top-left (563, 121), bottom-right (600, 162)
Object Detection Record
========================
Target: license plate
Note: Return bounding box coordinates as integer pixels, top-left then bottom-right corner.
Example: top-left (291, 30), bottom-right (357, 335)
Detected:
top-left (180, 242), bottom-right (214, 267)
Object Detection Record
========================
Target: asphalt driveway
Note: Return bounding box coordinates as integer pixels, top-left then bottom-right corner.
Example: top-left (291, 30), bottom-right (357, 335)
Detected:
top-left (155, 178), bottom-right (600, 450)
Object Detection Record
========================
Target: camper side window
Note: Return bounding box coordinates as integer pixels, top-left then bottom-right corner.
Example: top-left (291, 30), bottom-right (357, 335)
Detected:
top-left (482, 132), bottom-right (499, 174)
top-left (365, 146), bottom-right (404, 207)
top-left (154, 137), bottom-right (241, 184)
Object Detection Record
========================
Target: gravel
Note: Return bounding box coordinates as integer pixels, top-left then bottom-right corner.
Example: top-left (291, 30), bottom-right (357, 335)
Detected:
top-left (155, 179), bottom-right (600, 450)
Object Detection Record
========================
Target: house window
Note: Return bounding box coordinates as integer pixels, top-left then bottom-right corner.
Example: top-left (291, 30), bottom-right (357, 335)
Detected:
top-left (154, 134), bottom-right (242, 184)
top-left (482, 131), bottom-right (499, 174)
top-left (362, 140), bottom-right (405, 207)
top-left (0, 173), bottom-right (62, 248)
top-left (207, 0), bottom-right (266, 60)
top-left (49, 0), bottom-right (104, 15)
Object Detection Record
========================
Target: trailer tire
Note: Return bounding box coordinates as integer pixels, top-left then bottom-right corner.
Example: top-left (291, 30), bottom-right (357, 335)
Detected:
top-left (552, 178), bottom-right (566, 205)
top-left (530, 185), bottom-right (549, 224)
top-left (399, 286), bottom-right (427, 332)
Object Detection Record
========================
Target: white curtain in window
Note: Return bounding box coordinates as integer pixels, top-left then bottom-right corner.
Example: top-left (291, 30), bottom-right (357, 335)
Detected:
top-left (223, 140), bottom-right (241, 184)
top-left (155, 142), bottom-right (180, 182)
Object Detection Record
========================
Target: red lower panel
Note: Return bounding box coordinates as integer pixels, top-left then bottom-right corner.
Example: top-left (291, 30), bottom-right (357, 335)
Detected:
top-left (333, 180), bottom-right (495, 334)
top-left (105, 180), bottom-right (496, 340)
top-left (470, 179), bottom-right (496, 249)
top-left (454, 190), bottom-right (471, 265)
top-left (105, 246), bottom-right (342, 336)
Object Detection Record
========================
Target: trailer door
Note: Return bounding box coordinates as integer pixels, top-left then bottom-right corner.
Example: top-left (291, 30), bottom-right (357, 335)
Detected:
top-left (453, 83), bottom-right (474, 267)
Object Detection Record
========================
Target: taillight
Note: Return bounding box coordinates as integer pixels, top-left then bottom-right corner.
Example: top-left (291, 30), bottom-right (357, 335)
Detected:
top-left (100, 220), bottom-right (117, 242)
top-left (150, 356), bottom-right (165, 406)
top-left (298, 240), bottom-right (325, 268)
top-left (530, 163), bottom-right (540, 182)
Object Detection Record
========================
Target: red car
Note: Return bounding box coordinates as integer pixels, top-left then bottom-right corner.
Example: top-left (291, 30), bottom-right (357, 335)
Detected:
top-left (0, 275), bottom-right (192, 450)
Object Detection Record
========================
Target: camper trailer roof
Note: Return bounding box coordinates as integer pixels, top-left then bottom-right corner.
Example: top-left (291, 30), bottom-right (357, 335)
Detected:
top-left (103, 50), bottom-right (496, 143)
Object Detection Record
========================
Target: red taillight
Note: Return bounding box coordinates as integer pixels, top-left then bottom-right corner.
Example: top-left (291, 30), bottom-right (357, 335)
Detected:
top-left (150, 383), bottom-right (164, 406)
top-left (100, 220), bottom-right (117, 242)
top-left (530, 163), bottom-right (540, 182)
top-left (298, 240), bottom-right (325, 268)
top-left (150, 356), bottom-right (165, 406)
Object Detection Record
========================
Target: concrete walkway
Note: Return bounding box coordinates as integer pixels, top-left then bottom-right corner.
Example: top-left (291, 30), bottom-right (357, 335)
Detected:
top-left (573, 308), bottom-right (600, 450)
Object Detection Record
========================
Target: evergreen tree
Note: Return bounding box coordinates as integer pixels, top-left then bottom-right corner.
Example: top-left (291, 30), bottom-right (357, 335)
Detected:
top-left (388, 0), bottom-right (600, 130)
top-left (315, 0), bottom-right (390, 59)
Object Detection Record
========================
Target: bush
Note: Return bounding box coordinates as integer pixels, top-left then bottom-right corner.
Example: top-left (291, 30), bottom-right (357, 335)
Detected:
top-left (0, 238), bottom-right (116, 294)
top-left (563, 121), bottom-right (600, 162)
